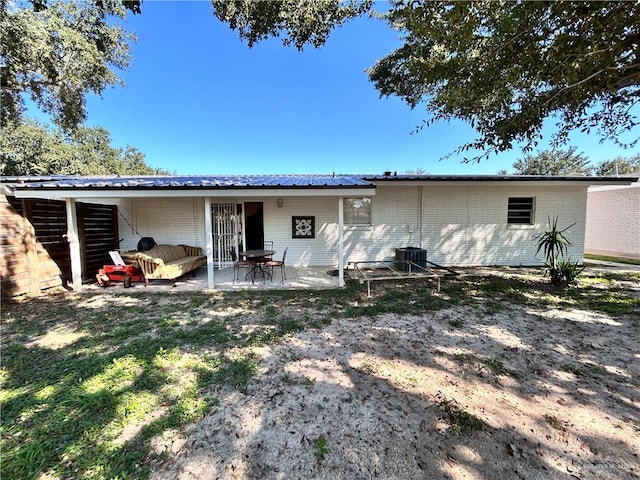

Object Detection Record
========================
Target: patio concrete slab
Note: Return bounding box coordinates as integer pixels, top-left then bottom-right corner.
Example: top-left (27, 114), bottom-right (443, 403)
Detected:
top-left (86, 266), bottom-right (341, 293)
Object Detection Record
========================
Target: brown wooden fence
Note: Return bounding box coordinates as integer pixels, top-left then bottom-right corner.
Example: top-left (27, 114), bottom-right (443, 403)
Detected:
top-left (1, 196), bottom-right (118, 298)
top-left (77, 202), bottom-right (119, 282)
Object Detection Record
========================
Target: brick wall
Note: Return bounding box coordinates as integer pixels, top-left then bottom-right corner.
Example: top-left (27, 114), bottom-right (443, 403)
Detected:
top-left (92, 184), bottom-right (590, 268)
top-left (585, 183), bottom-right (640, 260)
top-left (343, 184), bottom-right (587, 267)
top-left (84, 197), bottom-right (206, 253)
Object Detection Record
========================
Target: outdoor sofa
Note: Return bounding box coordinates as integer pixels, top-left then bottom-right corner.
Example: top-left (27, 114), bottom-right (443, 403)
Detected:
top-left (134, 244), bottom-right (207, 286)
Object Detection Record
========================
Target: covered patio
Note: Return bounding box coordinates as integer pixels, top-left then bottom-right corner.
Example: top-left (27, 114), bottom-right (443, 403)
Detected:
top-left (7, 174), bottom-right (377, 293)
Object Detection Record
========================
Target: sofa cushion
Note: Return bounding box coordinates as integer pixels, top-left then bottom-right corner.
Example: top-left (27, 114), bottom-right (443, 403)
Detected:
top-left (159, 257), bottom-right (196, 280)
top-left (142, 244), bottom-right (187, 263)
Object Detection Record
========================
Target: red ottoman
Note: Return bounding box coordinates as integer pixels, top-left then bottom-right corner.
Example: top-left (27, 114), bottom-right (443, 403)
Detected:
top-left (102, 264), bottom-right (145, 283)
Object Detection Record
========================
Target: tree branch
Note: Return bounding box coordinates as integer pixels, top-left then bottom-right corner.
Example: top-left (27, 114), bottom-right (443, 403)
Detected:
top-left (545, 69), bottom-right (607, 105)
top-left (612, 71), bottom-right (640, 89)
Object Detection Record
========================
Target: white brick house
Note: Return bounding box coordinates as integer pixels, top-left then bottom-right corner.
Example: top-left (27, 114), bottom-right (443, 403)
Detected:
top-left (585, 181), bottom-right (640, 260)
top-left (6, 174), bottom-right (637, 290)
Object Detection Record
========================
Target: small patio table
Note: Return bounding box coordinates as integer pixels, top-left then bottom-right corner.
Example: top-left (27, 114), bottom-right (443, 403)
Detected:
top-left (239, 249), bottom-right (276, 282)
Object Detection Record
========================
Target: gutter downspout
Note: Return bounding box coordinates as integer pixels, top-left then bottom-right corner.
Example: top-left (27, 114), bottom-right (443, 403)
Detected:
top-left (419, 186), bottom-right (424, 248)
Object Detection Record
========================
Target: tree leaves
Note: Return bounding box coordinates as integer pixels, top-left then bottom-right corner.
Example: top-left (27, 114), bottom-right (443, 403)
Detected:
top-left (211, 0), bottom-right (373, 51)
top-left (512, 147), bottom-right (592, 176)
top-left (369, 1), bottom-right (640, 160)
top-left (1, 0), bottom-right (139, 131)
top-left (211, 0), bottom-right (639, 161)
top-left (0, 120), bottom-right (167, 176)
top-left (593, 154), bottom-right (640, 176)
top-left (507, 148), bottom-right (639, 176)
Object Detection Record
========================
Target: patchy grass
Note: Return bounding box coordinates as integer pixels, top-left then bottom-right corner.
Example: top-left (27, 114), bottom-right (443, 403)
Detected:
top-left (543, 413), bottom-right (568, 432)
top-left (448, 318), bottom-right (466, 328)
top-left (343, 284), bottom-right (447, 317)
top-left (1, 269), bottom-right (638, 479)
top-left (584, 253), bottom-right (640, 266)
top-left (436, 393), bottom-right (485, 436)
top-left (433, 272), bottom-right (640, 316)
top-left (313, 435), bottom-right (329, 461)
top-left (561, 362), bottom-right (608, 379)
top-left (580, 271), bottom-right (640, 285)
top-left (483, 356), bottom-right (516, 377)
top-left (452, 353), bottom-right (517, 379)
top-left (0, 290), bottom-right (343, 480)
top-left (213, 353), bottom-right (258, 393)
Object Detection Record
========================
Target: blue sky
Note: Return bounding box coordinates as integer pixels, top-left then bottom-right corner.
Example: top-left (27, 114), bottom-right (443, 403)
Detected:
top-left (53, 1), bottom-right (636, 175)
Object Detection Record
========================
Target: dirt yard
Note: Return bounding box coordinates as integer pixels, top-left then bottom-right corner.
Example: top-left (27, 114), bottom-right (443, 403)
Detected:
top-left (149, 272), bottom-right (639, 480)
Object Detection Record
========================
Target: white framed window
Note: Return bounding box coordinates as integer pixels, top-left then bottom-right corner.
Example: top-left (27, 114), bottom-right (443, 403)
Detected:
top-left (507, 197), bottom-right (535, 225)
top-left (344, 197), bottom-right (372, 225)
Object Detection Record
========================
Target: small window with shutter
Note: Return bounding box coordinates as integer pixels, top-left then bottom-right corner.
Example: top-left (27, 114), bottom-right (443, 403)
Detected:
top-left (507, 197), bottom-right (535, 224)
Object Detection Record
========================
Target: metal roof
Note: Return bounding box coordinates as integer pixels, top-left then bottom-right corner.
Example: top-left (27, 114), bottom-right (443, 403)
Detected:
top-left (2, 173), bottom-right (637, 192)
top-left (3, 174), bottom-right (374, 190)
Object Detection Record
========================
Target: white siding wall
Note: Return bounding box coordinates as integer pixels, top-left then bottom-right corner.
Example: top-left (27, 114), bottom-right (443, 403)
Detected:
top-left (263, 196), bottom-right (339, 266)
top-left (85, 184), bottom-right (589, 267)
top-left (341, 184), bottom-right (588, 267)
top-left (342, 186), bottom-right (420, 263)
top-left (88, 197), bottom-right (206, 252)
top-left (585, 183), bottom-right (640, 260)
top-left (426, 185), bottom-right (586, 266)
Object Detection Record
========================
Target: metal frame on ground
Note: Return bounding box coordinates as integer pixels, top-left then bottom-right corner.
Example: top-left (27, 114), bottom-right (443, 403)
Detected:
top-left (347, 260), bottom-right (459, 297)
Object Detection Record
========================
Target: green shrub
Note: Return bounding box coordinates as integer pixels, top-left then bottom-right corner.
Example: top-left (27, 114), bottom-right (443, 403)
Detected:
top-left (535, 216), bottom-right (583, 287)
top-left (557, 258), bottom-right (585, 287)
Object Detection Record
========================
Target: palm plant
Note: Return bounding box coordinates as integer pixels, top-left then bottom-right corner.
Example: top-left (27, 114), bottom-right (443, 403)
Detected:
top-left (534, 216), bottom-right (575, 286)
top-left (557, 257), bottom-right (585, 287)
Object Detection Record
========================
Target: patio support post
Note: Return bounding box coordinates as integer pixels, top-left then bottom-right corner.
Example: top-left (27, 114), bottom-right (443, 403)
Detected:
top-left (419, 186), bottom-right (424, 248)
top-left (65, 197), bottom-right (82, 291)
top-left (338, 196), bottom-right (345, 287)
top-left (204, 197), bottom-right (215, 289)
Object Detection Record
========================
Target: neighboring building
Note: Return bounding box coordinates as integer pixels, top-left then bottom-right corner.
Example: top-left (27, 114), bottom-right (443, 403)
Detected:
top-left (3, 173), bottom-right (637, 291)
top-left (585, 181), bottom-right (640, 260)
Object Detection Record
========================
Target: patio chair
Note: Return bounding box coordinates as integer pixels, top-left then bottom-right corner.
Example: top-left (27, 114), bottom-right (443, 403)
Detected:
top-left (230, 247), bottom-right (255, 283)
top-left (263, 247), bottom-right (288, 283)
top-left (262, 241), bottom-right (274, 261)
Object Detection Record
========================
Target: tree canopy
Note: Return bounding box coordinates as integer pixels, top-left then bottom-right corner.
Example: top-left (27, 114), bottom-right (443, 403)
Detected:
top-left (0, 1), bottom-right (165, 177)
top-left (504, 148), bottom-right (639, 176)
top-left (4, 0), bottom-right (637, 176)
top-left (1, 0), bottom-right (141, 131)
top-left (593, 154), bottom-right (640, 176)
top-left (0, 120), bottom-right (168, 176)
top-left (213, 0), bottom-right (640, 161)
top-left (510, 147), bottom-right (592, 176)
top-left (212, 0), bottom-right (372, 50)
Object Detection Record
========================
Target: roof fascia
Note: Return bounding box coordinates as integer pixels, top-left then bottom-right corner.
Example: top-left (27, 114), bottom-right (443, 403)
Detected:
top-left (370, 179), bottom-right (638, 188)
top-left (589, 181), bottom-right (640, 192)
